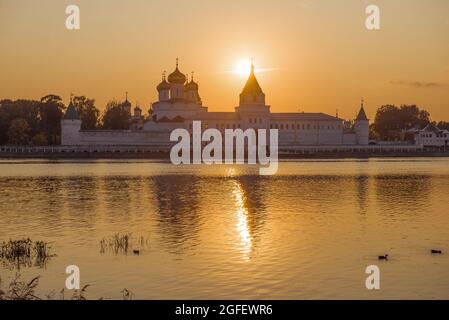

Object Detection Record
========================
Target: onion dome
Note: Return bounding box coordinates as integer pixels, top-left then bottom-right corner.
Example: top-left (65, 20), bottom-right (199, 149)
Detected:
top-left (64, 96), bottom-right (79, 119)
top-left (167, 59), bottom-right (187, 84)
top-left (157, 72), bottom-right (170, 91)
top-left (185, 72), bottom-right (199, 91)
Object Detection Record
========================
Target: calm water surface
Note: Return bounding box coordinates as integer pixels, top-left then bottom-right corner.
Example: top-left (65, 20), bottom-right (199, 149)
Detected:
top-left (1, 158), bottom-right (449, 299)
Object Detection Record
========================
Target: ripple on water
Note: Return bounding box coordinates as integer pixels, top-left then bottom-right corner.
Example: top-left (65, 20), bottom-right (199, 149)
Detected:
top-left (1, 159), bottom-right (449, 299)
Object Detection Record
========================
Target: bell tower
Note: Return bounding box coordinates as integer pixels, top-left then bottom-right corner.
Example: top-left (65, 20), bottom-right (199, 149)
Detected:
top-left (239, 62), bottom-right (266, 106)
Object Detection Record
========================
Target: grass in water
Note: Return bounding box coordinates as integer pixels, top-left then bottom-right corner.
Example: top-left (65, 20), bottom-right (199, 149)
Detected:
top-left (100, 233), bottom-right (148, 255)
top-left (0, 239), bottom-right (55, 270)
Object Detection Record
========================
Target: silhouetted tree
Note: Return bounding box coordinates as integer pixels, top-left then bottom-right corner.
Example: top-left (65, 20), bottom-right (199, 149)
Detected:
top-left (31, 132), bottom-right (48, 146)
top-left (39, 95), bottom-right (65, 145)
top-left (369, 123), bottom-right (378, 140)
top-left (101, 100), bottom-right (130, 130)
top-left (373, 104), bottom-right (431, 140)
top-left (72, 96), bottom-right (100, 130)
top-left (7, 118), bottom-right (29, 145)
top-left (399, 105), bottom-right (430, 129)
top-left (0, 99), bottom-right (40, 144)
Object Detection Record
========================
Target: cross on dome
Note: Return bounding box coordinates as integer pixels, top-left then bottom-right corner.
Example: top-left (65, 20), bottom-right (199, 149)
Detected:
top-left (168, 58), bottom-right (187, 84)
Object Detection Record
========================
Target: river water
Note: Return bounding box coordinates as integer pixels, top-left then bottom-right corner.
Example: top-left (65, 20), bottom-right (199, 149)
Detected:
top-left (1, 158), bottom-right (449, 299)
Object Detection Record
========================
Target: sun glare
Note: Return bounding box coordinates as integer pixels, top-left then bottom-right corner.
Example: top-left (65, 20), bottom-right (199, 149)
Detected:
top-left (233, 59), bottom-right (253, 76)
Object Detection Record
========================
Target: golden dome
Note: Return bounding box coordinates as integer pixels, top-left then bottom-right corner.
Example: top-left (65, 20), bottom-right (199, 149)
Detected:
top-left (157, 77), bottom-right (170, 91)
top-left (185, 80), bottom-right (198, 91)
top-left (167, 60), bottom-right (186, 84)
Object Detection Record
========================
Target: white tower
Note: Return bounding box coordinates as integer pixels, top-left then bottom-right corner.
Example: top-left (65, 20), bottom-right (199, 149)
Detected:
top-left (235, 61), bottom-right (270, 132)
top-left (355, 99), bottom-right (369, 145)
top-left (61, 96), bottom-right (81, 145)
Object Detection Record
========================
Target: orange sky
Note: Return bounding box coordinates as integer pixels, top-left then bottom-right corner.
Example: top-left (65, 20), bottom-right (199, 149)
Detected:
top-left (1, 0), bottom-right (448, 121)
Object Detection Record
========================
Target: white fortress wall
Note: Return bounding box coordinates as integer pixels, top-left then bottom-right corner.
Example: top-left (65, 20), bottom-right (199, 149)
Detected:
top-left (78, 130), bottom-right (172, 146)
top-left (343, 133), bottom-right (357, 145)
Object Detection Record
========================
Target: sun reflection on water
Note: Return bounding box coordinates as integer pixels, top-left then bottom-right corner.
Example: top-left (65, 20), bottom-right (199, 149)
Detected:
top-left (232, 181), bottom-right (253, 261)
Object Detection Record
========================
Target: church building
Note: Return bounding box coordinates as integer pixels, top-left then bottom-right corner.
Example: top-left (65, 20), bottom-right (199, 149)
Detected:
top-left (61, 61), bottom-right (369, 147)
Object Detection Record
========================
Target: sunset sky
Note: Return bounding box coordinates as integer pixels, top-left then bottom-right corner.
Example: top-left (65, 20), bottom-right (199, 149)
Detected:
top-left (1, 0), bottom-right (448, 120)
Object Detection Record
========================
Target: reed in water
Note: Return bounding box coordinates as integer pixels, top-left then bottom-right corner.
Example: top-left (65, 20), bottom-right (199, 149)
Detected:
top-left (0, 239), bottom-right (54, 269)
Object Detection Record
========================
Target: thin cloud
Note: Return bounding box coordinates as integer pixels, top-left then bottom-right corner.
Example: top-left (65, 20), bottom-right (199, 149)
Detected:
top-left (390, 80), bottom-right (443, 89)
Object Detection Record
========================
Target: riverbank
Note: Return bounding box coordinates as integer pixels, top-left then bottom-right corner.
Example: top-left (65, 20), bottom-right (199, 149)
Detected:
top-left (1, 144), bottom-right (448, 159)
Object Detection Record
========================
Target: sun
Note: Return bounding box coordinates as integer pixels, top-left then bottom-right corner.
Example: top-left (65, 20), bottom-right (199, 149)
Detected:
top-left (233, 59), bottom-right (253, 76)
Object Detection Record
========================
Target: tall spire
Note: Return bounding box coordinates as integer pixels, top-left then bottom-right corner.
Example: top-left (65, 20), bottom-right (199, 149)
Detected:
top-left (64, 93), bottom-right (79, 120)
top-left (356, 98), bottom-right (368, 121)
top-left (241, 60), bottom-right (264, 95)
top-left (239, 59), bottom-right (265, 105)
top-left (176, 57), bottom-right (179, 68)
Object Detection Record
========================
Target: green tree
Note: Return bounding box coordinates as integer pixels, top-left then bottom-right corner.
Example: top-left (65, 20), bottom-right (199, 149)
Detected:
top-left (101, 100), bottom-right (130, 130)
top-left (39, 95), bottom-right (65, 145)
top-left (72, 96), bottom-right (100, 130)
top-left (373, 104), bottom-right (431, 140)
top-left (7, 118), bottom-right (29, 145)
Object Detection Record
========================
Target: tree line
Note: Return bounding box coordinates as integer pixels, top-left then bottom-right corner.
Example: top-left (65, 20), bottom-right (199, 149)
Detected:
top-left (1, 96), bottom-right (448, 145)
top-left (0, 95), bottom-right (138, 145)
top-left (370, 104), bottom-right (449, 141)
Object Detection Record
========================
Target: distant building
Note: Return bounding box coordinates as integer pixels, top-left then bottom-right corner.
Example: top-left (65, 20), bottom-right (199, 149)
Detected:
top-left (61, 61), bottom-right (370, 147)
top-left (61, 98), bottom-right (82, 146)
top-left (408, 124), bottom-right (449, 147)
top-left (130, 105), bottom-right (144, 130)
